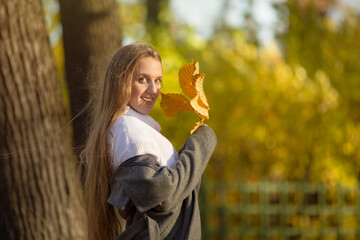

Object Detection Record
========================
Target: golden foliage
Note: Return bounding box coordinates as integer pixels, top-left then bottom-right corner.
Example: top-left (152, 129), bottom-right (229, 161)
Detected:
top-left (161, 61), bottom-right (209, 133)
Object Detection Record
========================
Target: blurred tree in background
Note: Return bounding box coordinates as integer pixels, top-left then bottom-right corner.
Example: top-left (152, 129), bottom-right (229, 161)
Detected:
top-left (59, 0), bottom-right (122, 157)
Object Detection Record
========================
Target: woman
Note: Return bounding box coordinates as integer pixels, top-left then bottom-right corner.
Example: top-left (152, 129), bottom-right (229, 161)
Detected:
top-left (82, 43), bottom-right (217, 240)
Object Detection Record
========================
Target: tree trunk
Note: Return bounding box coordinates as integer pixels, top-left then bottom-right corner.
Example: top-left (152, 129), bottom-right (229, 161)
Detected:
top-left (0, 0), bottom-right (85, 239)
top-left (146, 0), bottom-right (168, 26)
top-left (59, 0), bottom-right (122, 157)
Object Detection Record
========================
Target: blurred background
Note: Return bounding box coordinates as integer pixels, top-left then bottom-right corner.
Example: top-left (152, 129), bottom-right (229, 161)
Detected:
top-left (1, 0), bottom-right (360, 239)
top-left (45, 0), bottom-right (360, 183)
top-left (46, 0), bottom-right (360, 238)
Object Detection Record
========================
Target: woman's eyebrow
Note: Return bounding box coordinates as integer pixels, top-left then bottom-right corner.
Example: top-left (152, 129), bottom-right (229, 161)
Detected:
top-left (137, 73), bottom-right (162, 79)
top-left (137, 73), bottom-right (149, 77)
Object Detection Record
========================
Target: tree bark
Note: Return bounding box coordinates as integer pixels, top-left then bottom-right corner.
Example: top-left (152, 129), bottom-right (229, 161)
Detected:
top-left (0, 0), bottom-right (85, 239)
top-left (59, 0), bottom-right (122, 157)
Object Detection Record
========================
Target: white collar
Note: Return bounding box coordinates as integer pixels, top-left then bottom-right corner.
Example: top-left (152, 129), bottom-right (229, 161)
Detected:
top-left (124, 107), bottom-right (161, 132)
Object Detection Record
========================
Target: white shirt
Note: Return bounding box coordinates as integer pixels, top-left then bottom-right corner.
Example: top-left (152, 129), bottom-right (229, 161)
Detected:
top-left (109, 107), bottom-right (179, 170)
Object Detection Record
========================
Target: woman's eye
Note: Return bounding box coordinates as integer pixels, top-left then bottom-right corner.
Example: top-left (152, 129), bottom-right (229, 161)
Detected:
top-left (155, 79), bottom-right (162, 84)
top-left (138, 77), bottom-right (147, 83)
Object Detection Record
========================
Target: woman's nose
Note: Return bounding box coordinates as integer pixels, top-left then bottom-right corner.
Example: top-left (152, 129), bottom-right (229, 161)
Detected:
top-left (147, 81), bottom-right (158, 94)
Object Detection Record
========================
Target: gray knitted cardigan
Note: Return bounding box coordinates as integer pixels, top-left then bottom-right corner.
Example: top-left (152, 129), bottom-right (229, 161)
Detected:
top-left (108, 125), bottom-right (217, 240)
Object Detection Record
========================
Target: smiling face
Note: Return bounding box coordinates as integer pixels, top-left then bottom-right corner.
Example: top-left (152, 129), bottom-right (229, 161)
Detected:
top-left (128, 57), bottom-right (163, 114)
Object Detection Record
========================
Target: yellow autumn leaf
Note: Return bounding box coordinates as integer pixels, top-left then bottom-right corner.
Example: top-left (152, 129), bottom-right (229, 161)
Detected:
top-left (190, 94), bottom-right (209, 119)
top-left (160, 93), bottom-right (194, 117)
top-left (194, 72), bottom-right (209, 109)
top-left (179, 62), bottom-right (198, 99)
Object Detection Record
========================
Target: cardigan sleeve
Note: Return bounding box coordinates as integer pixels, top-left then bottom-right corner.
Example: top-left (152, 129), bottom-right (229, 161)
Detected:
top-left (108, 125), bottom-right (217, 213)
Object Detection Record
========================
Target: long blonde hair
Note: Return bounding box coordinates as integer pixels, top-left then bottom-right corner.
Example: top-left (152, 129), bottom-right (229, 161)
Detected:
top-left (82, 43), bottom-right (161, 240)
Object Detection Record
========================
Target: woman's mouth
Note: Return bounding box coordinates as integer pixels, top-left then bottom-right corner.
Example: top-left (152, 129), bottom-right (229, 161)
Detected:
top-left (141, 96), bottom-right (153, 103)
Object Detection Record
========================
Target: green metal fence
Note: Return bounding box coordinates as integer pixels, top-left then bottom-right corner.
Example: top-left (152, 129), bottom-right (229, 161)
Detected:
top-left (199, 180), bottom-right (360, 240)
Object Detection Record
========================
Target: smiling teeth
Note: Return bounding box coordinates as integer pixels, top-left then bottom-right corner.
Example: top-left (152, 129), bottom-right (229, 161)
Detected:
top-left (142, 97), bottom-right (152, 102)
